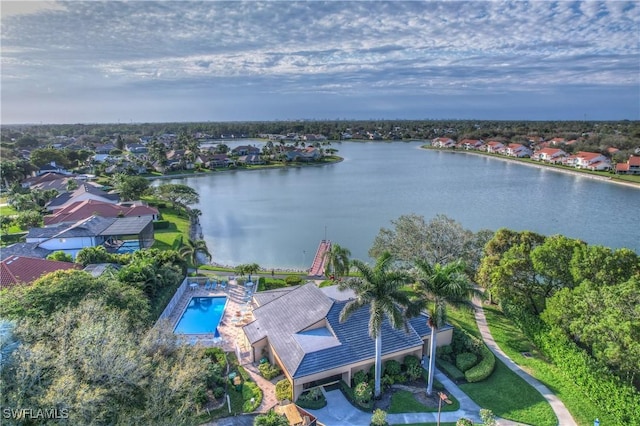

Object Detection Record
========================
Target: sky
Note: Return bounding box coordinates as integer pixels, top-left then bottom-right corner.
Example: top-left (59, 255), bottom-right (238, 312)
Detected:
top-left (1, 1), bottom-right (639, 124)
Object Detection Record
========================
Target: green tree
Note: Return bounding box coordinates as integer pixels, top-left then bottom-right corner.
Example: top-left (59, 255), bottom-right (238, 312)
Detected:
top-left (111, 173), bottom-right (151, 201)
top-left (75, 246), bottom-right (118, 266)
top-left (15, 210), bottom-right (43, 229)
top-left (338, 251), bottom-right (413, 398)
top-left (29, 147), bottom-right (70, 168)
top-left (410, 259), bottom-right (481, 395)
top-left (155, 183), bottom-right (199, 209)
top-left (323, 243), bottom-right (351, 279)
top-left (46, 251), bottom-right (73, 263)
top-left (570, 244), bottom-right (640, 286)
top-left (244, 262), bottom-right (261, 277)
top-left (179, 239), bottom-right (212, 274)
top-left (253, 409), bottom-right (289, 426)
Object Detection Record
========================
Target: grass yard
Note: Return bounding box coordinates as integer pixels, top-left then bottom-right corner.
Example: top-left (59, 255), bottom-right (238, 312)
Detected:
top-left (483, 305), bottom-right (615, 426)
top-left (388, 389), bottom-right (459, 413)
top-left (151, 206), bottom-right (190, 250)
top-left (444, 307), bottom-right (556, 426)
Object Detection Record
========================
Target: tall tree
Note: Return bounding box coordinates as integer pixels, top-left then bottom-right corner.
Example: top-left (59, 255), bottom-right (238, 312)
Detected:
top-left (155, 183), bottom-right (199, 209)
top-left (179, 239), bottom-right (212, 274)
top-left (111, 173), bottom-right (151, 201)
top-left (338, 252), bottom-right (413, 398)
top-left (322, 243), bottom-right (351, 279)
top-left (410, 259), bottom-right (481, 395)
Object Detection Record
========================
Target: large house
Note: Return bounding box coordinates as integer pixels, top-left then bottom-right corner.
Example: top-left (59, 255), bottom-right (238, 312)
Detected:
top-left (503, 143), bottom-right (532, 158)
top-left (532, 147), bottom-right (567, 163)
top-left (565, 151), bottom-right (611, 171)
top-left (243, 283), bottom-right (453, 400)
top-left (615, 155), bottom-right (640, 175)
top-left (25, 215), bottom-right (154, 258)
top-left (44, 199), bottom-right (159, 226)
top-left (46, 184), bottom-right (120, 212)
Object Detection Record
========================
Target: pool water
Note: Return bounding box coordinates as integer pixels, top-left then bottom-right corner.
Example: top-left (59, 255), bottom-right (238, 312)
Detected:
top-left (117, 240), bottom-right (140, 253)
top-left (174, 296), bottom-right (227, 334)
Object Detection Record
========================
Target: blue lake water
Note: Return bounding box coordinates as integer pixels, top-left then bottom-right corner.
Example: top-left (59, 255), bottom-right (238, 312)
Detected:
top-left (161, 141), bottom-right (640, 269)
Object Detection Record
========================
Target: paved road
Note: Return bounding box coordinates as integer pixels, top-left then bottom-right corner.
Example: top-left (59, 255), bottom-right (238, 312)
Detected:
top-left (473, 297), bottom-right (577, 426)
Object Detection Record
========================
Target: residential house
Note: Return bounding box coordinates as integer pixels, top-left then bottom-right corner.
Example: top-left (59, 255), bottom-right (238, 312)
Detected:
top-left (46, 183), bottom-right (120, 212)
top-left (565, 151), bottom-right (611, 171)
top-left (431, 137), bottom-right (455, 148)
top-left (44, 199), bottom-right (159, 226)
top-left (1, 255), bottom-right (82, 289)
top-left (0, 243), bottom-right (52, 261)
top-left (242, 283), bottom-right (453, 400)
top-left (26, 215), bottom-right (154, 258)
top-left (457, 139), bottom-right (483, 150)
top-left (36, 162), bottom-right (71, 176)
top-left (615, 155), bottom-right (640, 175)
top-left (532, 148), bottom-right (567, 163)
top-left (484, 141), bottom-right (505, 153)
top-left (503, 143), bottom-right (532, 158)
top-left (21, 172), bottom-right (75, 190)
top-left (231, 145), bottom-right (261, 156)
top-left (237, 154), bottom-right (264, 165)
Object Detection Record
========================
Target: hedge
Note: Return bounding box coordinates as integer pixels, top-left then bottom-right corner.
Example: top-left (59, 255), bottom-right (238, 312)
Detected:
top-left (241, 381), bottom-right (262, 412)
top-left (275, 379), bottom-right (292, 401)
top-left (436, 359), bottom-right (466, 382)
top-left (285, 275), bottom-right (303, 285)
top-left (258, 362), bottom-right (282, 380)
top-left (258, 277), bottom-right (288, 291)
top-left (464, 344), bottom-right (495, 383)
top-left (152, 220), bottom-right (170, 229)
top-left (455, 352), bottom-right (478, 372)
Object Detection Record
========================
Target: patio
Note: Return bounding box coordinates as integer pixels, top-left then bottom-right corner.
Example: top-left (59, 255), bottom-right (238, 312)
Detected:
top-left (165, 276), bottom-right (256, 354)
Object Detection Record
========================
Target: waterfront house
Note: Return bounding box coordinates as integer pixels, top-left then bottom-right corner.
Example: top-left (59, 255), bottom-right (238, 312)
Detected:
top-left (485, 141), bottom-right (504, 153)
top-left (615, 155), bottom-right (640, 175)
top-left (44, 199), bottom-right (159, 226)
top-left (431, 137), bottom-right (455, 148)
top-left (532, 147), bottom-right (567, 163)
top-left (458, 139), bottom-right (483, 150)
top-left (45, 183), bottom-right (120, 212)
top-left (237, 154), bottom-right (264, 165)
top-left (25, 215), bottom-right (154, 259)
top-left (565, 151), bottom-right (611, 170)
top-left (0, 255), bottom-right (82, 289)
top-left (504, 143), bottom-right (532, 158)
top-left (243, 283), bottom-right (453, 400)
top-left (232, 145), bottom-right (261, 156)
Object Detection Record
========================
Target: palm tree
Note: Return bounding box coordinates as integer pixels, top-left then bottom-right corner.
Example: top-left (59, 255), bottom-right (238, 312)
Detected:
top-left (323, 243), bottom-right (351, 280)
top-left (411, 259), bottom-right (482, 395)
top-left (339, 251), bottom-right (413, 398)
top-left (179, 239), bottom-right (212, 274)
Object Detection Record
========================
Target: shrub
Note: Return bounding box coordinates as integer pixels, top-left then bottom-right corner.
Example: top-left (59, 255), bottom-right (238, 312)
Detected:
top-left (152, 220), bottom-right (170, 229)
top-left (456, 352), bottom-right (478, 372)
top-left (241, 381), bottom-right (262, 412)
top-left (371, 408), bottom-right (389, 426)
top-left (285, 275), bottom-right (303, 285)
top-left (258, 362), bottom-right (282, 380)
top-left (384, 360), bottom-right (401, 376)
top-left (213, 387), bottom-right (225, 398)
top-left (353, 370), bottom-right (368, 386)
top-left (403, 355), bottom-right (421, 369)
top-left (275, 379), bottom-right (292, 401)
top-left (258, 277), bottom-right (288, 291)
top-left (296, 388), bottom-right (326, 409)
top-left (340, 380), bottom-right (373, 412)
top-left (405, 362), bottom-right (423, 381)
top-left (237, 365), bottom-right (252, 382)
top-left (355, 381), bottom-right (373, 403)
top-left (464, 344), bottom-right (496, 383)
top-left (456, 418), bottom-right (474, 426)
top-left (436, 358), bottom-right (466, 381)
top-left (203, 347), bottom-right (227, 369)
top-left (436, 344), bottom-right (454, 363)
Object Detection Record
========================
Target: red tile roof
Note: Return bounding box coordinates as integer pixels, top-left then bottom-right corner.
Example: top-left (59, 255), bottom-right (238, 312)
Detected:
top-left (1, 255), bottom-right (81, 289)
top-left (44, 199), bottom-right (158, 225)
top-left (628, 155), bottom-right (640, 166)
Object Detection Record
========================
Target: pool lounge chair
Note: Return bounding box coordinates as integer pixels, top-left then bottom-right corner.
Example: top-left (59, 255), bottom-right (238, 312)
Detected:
top-left (219, 280), bottom-right (227, 290)
top-left (204, 280), bottom-right (211, 290)
top-left (211, 280), bottom-right (218, 290)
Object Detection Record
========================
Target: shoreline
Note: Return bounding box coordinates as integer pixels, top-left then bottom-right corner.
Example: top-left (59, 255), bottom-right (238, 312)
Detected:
top-left (422, 146), bottom-right (640, 190)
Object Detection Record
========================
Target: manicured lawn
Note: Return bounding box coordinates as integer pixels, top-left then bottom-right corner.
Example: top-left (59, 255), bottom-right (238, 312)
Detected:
top-left (483, 305), bottom-right (615, 426)
top-left (151, 206), bottom-right (190, 250)
top-left (388, 389), bottom-right (459, 413)
top-left (459, 359), bottom-right (556, 426)
top-left (444, 307), bottom-right (556, 426)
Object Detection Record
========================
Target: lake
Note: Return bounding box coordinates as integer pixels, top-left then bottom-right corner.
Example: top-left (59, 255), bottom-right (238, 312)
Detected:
top-left (161, 141), bottom-right (640, 269)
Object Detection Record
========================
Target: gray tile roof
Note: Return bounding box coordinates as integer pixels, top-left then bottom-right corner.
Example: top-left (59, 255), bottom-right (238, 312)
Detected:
top-left (252, 285), bottom-right (301, 306)
top-left (46, 184), bottom-right (119, 209)
top-left (0, 243), bottom-right (52, 261)
top-left (100, 216), bottom-right (152, 236)
top-left (244, 282), bottom-right (452, 380)
top-left (27, 216), bottom-right (116, 239)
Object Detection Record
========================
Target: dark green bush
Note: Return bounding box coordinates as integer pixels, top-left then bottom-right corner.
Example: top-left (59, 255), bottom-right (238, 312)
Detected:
top-left (258, 362), bottom-right (282, 380)
top-left (275, 379), bottom-right (292, 401)
top-left (403, 355), bottom-right (420, 369)
top-left (258, 277), bottom-right (288, 291)
top-left (353, 370), bottom-right (368, 386)
top-left (405, 362), bottom-right (423, 381)
top-left (436, 345), bottom-right (454, 363)
top-left (340, 380), bottom-right (374, 412)
top-left (237, 365), bottom-right (252, 382)
top-left (296, 388), bottom-right (326, 409)
top-left (456, 418), bottom-right (474, 426)
top-left (285, 275), bottom-right (303, 285)
top-left (464, 345), bottom-right (495, 382)
top-left (436, 358), bottom-right (466, 381)
top-left (213, 387), bottom-right (225, 398)
top-left (203, 347), bottom-right (227, 369)
top-left (384, 360), bottom-right (401, 376)
top-left (152, 220), bottom-right (170, 229)
top-left (456, 352), bottom-right (478, 372)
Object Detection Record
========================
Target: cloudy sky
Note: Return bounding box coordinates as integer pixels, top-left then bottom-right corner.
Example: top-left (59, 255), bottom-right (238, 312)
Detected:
top-left (1, 1), bottom-right (638, 124)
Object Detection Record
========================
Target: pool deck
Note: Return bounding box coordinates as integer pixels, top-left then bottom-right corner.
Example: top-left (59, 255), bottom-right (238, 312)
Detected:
top-left (166, 278), bottom-right (256, 353)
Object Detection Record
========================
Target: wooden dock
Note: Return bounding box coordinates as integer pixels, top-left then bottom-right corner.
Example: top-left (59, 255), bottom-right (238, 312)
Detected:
top-left (309, 239), bottom-right (331, 277)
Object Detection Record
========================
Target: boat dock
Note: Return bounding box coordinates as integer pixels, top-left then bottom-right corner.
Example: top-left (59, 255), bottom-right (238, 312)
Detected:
top-left (309, 239), bottom-right (331, 277)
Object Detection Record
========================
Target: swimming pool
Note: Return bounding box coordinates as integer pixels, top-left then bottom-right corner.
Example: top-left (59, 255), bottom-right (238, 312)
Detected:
top-left (174, 296), bottom-right (228, 334)
top-left (116, 240), bottom-right (140, 253)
